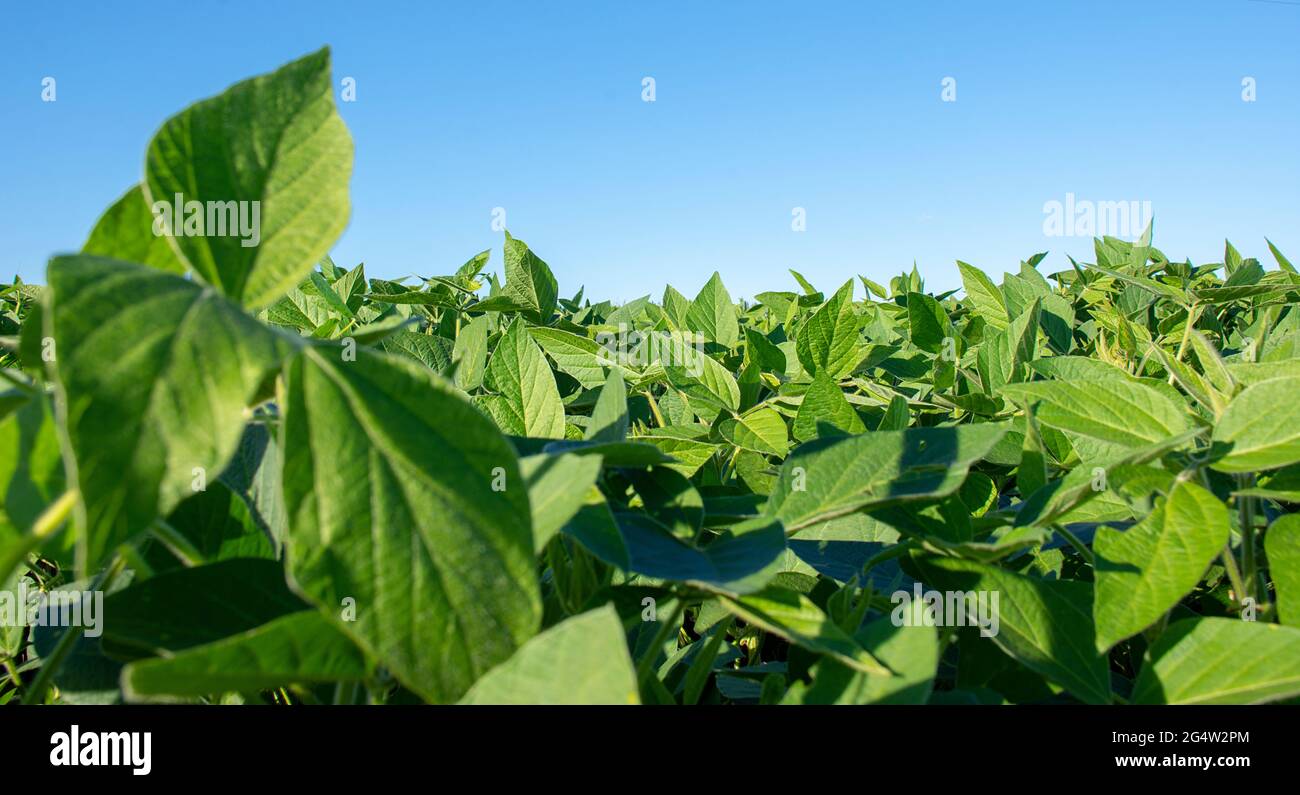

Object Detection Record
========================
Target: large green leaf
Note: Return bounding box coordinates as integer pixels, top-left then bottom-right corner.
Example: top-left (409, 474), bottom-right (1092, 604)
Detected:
top-left (796, 280), bottom-right (861, 380)
top-left (782, 599), bottom-right (938, 704)
top-left (977, 299), bottom-right (1039, 395)
top-left (521, 452), bottom-right (603, 554)
top-left (1133, 618), bottom-right (1300, 704)
top-left (82, 185), bottom-right (187, 274)
top-left (102, 558), bottom-right (307, 655)
top-left (611, 513), bottom-right (786, 596)
top-left (717, 406), bottom-right (789, 457)
top-left (481, 317), bottom-right (566, 438)
top-left (685, 271), bottom-right (739, 349)
top-left (906, 292), bottom-right (953, 354)
top-left (281, 345), bottom-right (542, 703)
top-left (660, 333), bottom-right (740, 413)
top-left (790, 371), bottom-right (863, 441)
top-left (474, 232), bottom-right (558, 323)
top-left (452, 313), bottom-right (490, 391)
top-left (1266, 515), bottom-right (1300, 627)
top-left (792, 371), bottom-right (865, 441)
top-left (585, 368), bottom-right (628, 443)
top-left (530, 327), bottom-right (617, 389)
top-left (1211, 376), bottom-right (1300, 472)
top-left (1093, 480), bottom-right (1229, 652)
top-left (957, 261), bottom-right (1009, 330)
top-left (459, 605), bottom-right (639, 705)
top-left (911, 555), bottom-right (1111, 704)
top-left (767, 423), bottom-right (1010, 533)
top-left (122, 611), bottom-right (369, 700)
top-left (1000, 378), bottom-right (1192, 449)
top-left (144, 48), bottom-right (353, 308)
top-left (46, 256), bottom-right (297, 572)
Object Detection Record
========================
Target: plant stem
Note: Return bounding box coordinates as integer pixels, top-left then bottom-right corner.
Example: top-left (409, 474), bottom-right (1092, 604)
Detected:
top-left (1053, 524), bottom-right (1096, 566)
top-left (642, 389), bottom-right (666, 428)
top-left (332, 680), bottom-right (360, 705)
top-left (0, 368), bottom-right (37, 393)
top-left (31, 489), bottom-right (79, 544)
top-left (1168, 302), bottom-right (1200, 384)
top-left (0, 490), bottom-right (79, 582)
top-left (2, 658), bottom-right (23, 689)
top-left (150, 519), bottom-right (205, 568)
top-left (635, 599), bottom-right (685, 686)
top-left (1236, 474), bottom-right (1259, 604)
top-left (1220, 546), bottom-right (1248, 610)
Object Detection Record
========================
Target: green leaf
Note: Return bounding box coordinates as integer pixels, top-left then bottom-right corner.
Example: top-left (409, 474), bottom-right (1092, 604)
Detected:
top-left (662, 285), bottom-right (692, 329)
top-left (481, 317), bottom-right (566, 439)
top-left (102, 559), bottom-right (306, 655)
top-left (144, 48), bottom-right (353, 308)
top-left (796, 280), bottom-right (861, 380)
top-left (452, 313), bottom-right (489, 391)
top-left (906, 292), bottom-right (953, 354)
top-left (1266, 515), bottom-right (1300, 627)
top-left (977, 298), bottom-right (1039, 395)
top-left (625, 467), bottom-right (703, 540)
top-left (379, 330), bottom-right (454, 375)
top-left (718, 406), bottom-right (790, 457)
top-left (459, 605), bottom-right (639, 705)
top-left (530, 327), bottom-right (617, 389)
top-left (744, 327), bottom-right (787, 374)
top-left (521, 452), bottom-right (603, 554)
top-left (586, 368), bottom-right (629, 442)
top-left (1093, 480), bottom-right (1230, 652)
top-left (793, 371), bottom-right (866, 441)
top-left (1133, 618), bottom-right (1300, 704)
top-left (911, 555), bottom-right (1111, 704)
top-left (878, 394), bottom-right (910, 430)
top-left (685, 272), bottom-right (739, 348)
top-left (46, 256), bottom-right (297, 572)
top-left (721, 585), bottom-right (890, 676)
top-left (485, 232), bottom-right (558, 323)
top-left (612, 513), bottom-right (786, 596)
top-left (782, 600), bottom-right (938, 704)
top-left (158, 481), bottom-right (275, 566)
top-left (767, 423), bottom-right (1011, 534)
top-left (82, 185), bottom-right (187, 274)
top-left (1000, 377), bottom-right (1193, 449)
top-left (660, 334), bottom-right (740, 413)
top-left (281, 345), bottom-right (541, 703)
top-left (122, 611), bottom-right (369, 700)
top-left (957, 261), bottom-right (1008, 330)
top-left (1211, 376), bottom-right (1300, 472)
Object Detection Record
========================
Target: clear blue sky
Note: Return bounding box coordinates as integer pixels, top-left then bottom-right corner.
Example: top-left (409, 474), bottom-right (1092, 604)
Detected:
top-left (2, 0), bottom-right (1297, 302)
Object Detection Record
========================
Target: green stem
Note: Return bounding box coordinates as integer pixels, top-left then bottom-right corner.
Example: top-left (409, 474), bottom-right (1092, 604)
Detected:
top-left (1053, 524), bottom-right (1096, 566)
top-left (149, 519), bottom-right (205, 568)
top-left (1168, 302), bottom-right (1200, 385)
top-left (635, 599), bottom-right (685, 686)
top-left (332, 680), bottom-right (360, 705)
top-left (31, 489), bottom-right (78, 544)
top-left (3, 658), bottom-right (23, 689)
top-left (0, 368), bottom-right (37, 393)
top-left (1220, 546), bottom-right (1248, 610)
top-left (1236, 474), bottom-right (1259, 604)
top-left (0, 490), bottom-right (79, 583)
top-left (24, 555), bottom-right (124, 704)
top-left (642, 389), bottom-right (666, 428)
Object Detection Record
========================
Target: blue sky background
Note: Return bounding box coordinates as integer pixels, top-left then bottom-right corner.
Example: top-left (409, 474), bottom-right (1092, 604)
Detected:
top-left (2, 0), bottom-right (1297, 302)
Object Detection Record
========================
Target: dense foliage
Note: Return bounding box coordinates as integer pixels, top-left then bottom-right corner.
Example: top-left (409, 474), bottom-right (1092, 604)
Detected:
top-left (3, 49), bottom-right (1299, 705)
